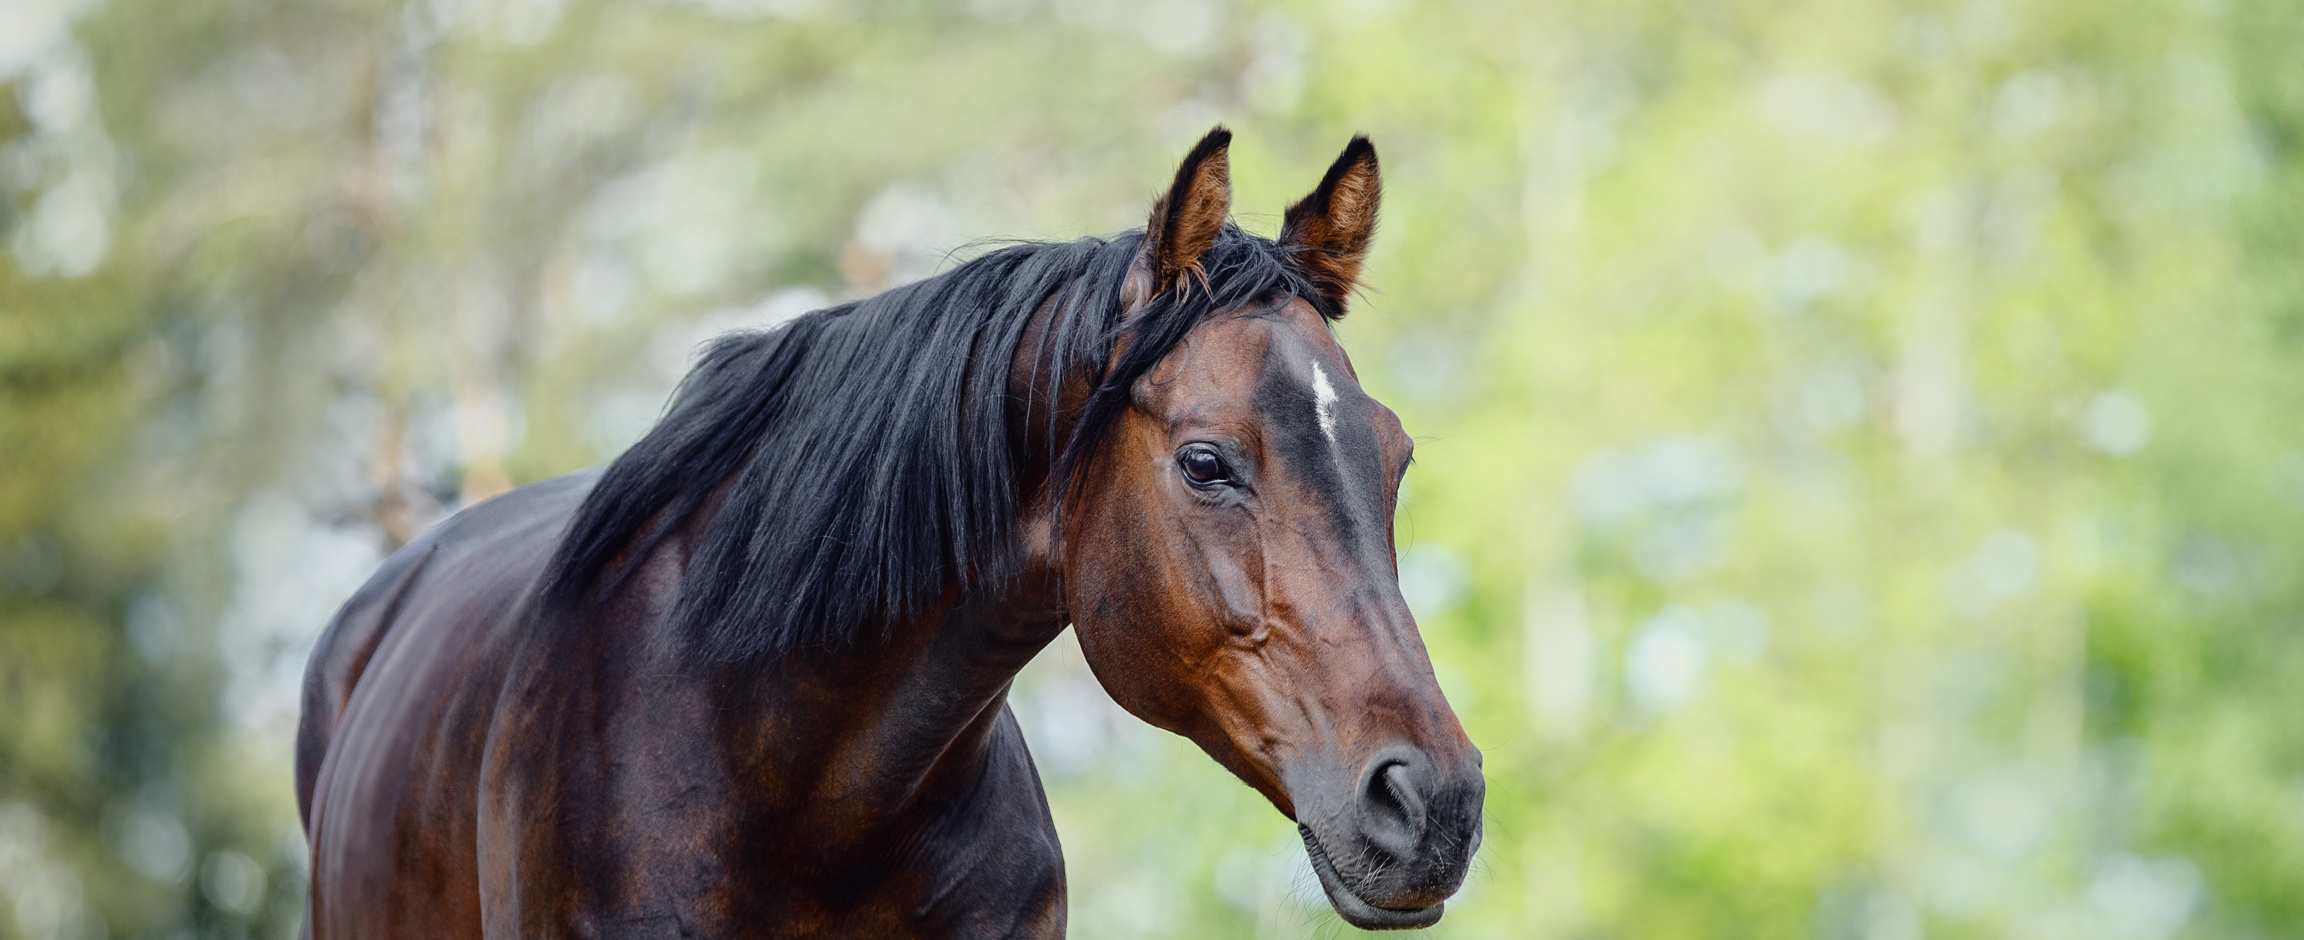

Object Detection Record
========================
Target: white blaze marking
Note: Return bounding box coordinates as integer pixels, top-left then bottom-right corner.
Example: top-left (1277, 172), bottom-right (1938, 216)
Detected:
top-left (1311, 362), bottom-right (1339, 443)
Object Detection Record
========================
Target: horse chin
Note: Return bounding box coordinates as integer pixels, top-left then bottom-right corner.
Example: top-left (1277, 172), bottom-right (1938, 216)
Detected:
top-left (1297, 824), bottom-right (1447, 931)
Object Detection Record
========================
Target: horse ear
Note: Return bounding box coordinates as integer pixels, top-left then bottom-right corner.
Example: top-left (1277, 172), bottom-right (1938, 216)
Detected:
top-left (1278, 135), bottom-right (1381, 318)
top-left (1126, 126), bottom-right (1233, 311)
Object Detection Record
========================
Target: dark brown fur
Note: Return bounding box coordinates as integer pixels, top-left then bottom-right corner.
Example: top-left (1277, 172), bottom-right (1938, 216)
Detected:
top-left (297, 131), bottom-right (1480, 938)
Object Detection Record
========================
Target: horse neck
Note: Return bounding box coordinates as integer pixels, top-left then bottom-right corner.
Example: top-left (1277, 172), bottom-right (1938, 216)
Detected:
top-left (692, 290), bottom-right (1088, 830)
top-left (684, 502), bottom-right (1068, 832)
top-left (684, 584), bottom-right (1055, 852)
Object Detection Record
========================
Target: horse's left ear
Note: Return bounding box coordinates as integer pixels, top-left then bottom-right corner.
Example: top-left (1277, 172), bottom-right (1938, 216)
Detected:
top-left (1125, 126), bottom-right (1234, 312)
top-left (1279, 135), bottom-right (1381, 318)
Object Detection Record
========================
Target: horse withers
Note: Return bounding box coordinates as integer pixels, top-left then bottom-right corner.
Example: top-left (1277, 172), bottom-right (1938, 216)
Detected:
top-left (296, 127), bottom-right (1483, 937)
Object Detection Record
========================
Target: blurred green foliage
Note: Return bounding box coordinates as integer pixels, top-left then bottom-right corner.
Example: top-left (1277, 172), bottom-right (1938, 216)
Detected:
top-left (3, 0), bottom-right (2303, 937)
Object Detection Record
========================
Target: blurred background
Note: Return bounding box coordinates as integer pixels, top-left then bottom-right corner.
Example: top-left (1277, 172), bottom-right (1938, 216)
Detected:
top-left (4, 0), bottom-right (2303, 936)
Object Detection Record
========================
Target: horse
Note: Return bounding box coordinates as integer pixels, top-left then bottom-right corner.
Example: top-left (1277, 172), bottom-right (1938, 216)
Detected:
top-left (295, 127), bottom-right (1484, 938)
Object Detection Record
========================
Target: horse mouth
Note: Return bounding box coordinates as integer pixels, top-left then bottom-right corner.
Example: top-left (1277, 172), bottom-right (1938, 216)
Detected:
top-left (1297, 824), bottom-right (1446, 931)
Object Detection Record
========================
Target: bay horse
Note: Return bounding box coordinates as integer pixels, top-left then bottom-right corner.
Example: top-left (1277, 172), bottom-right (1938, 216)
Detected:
top-left (295, 128), bottom-right (1483, 937)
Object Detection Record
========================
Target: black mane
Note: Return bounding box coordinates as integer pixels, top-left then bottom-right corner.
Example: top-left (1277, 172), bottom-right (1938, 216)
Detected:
top-left (542, 224), bottom-right (1325, 662)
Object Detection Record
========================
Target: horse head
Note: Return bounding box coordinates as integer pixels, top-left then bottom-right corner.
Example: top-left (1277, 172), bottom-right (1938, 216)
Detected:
top-left (1059, 129), bottom-right (1485, 931)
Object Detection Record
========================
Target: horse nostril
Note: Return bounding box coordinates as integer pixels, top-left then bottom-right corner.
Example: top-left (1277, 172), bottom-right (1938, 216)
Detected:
top-left (1357, 758), bottom-right (1429, 855)
top-left (1384, 763), bottom-right (1429, 835)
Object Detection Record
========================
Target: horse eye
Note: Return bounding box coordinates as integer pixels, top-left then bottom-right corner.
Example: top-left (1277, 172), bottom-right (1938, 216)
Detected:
top-left (1178, 446), bottom-right (1228, 486)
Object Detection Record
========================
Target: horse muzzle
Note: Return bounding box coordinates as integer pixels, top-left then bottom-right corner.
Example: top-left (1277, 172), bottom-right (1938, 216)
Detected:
top-left (1293, 744), bottom-right (1485, 931)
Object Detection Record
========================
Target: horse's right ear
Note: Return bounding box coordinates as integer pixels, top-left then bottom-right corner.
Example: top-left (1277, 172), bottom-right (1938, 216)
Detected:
top-left (1124, 127), bottom-right (1233, 312)
top-left (1278, 135), bottom-right (1380, 318)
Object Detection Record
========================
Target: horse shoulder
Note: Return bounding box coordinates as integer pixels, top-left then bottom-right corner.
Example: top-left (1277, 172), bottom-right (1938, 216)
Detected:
top-left (301, 469), bottom-right (602, 938)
